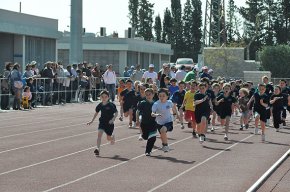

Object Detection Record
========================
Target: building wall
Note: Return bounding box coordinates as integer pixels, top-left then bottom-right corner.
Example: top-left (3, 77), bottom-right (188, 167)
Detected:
top-left (0, 33), bottom-right (14, 70)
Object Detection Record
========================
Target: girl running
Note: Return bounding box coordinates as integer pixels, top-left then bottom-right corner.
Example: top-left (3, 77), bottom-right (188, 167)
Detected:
top-left (270, 85), bottom-right (284, 132)
top-left (238, 88), bottom-right (250, 130)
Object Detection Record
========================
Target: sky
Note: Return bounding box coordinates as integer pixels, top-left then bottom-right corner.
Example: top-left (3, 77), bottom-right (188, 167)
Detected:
top-left (0, 0), bottom-right (245, 37)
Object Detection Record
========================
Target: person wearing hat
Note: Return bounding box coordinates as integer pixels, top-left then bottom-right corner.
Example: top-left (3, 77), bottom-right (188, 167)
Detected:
top-left (130, 64), bottom-right (143, 82)
top-left (142, 64), bottom-right (158, 83)
top-left (200, 66), bottom-right (212, 80)
top-left (128, 65), bottom-right (135, 76)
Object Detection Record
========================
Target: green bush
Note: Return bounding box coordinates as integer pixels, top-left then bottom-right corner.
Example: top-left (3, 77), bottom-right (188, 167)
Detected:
top-left (260, 45), bottom-right (290, 78)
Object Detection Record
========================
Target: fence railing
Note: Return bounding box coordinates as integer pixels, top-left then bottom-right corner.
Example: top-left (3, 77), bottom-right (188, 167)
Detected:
top-left (0, 76), bottom-right (106, 110)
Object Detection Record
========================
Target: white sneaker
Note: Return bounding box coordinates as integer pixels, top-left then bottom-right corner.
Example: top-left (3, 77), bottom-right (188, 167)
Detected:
top-left (199, 135), bottom-right (205, 143)
top-left (163, 145), bottom-right (170, 152)
top-left (254, 128), bottom-right (259, 135)
top-left (132, 122), bottom-right (136, 128)
top-left (181, 124), bottom-right (185, 129)
top-left (110, 135), bottom-right (115, 145)
top-left (224, 134), bottom-right (228, 141)
top-left (138, 134), bottom-right (143, 141)
top-left (261, 134), bottom-right (265, 142)
top-left (211, 127), bottom-right (215, 132)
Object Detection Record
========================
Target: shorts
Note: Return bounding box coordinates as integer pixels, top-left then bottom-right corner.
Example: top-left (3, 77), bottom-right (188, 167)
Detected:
top-left (156, 122), bottom-right (173, 133)
top-left (98, 122), bottom-right (114, 136)
top-left (123, 104), bottom-right (134, 113)
top-left (184, 110), bottom-right (196, 122)
top-left (241, 110), bottom-right (249, 118)
top-left (219, 110), bottom-right (232, 119)
top-left (254, 110), bottom-right (267, 123)
top-left (195, 110), bottom-right (210, 124)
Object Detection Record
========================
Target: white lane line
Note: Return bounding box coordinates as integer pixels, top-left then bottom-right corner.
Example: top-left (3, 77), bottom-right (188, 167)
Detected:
top-left (0, 124), bottom-right (127, 154)
top-left (147, 135), bottom-right (254, 192)
top-left (41, 136), bottom-right (192, 192)
top-left (0, 114), bottom-right (90, 129)
top-left (0, 134), bottom-right (138, 176)
top-left (0, 123), bottom-right (86, 139)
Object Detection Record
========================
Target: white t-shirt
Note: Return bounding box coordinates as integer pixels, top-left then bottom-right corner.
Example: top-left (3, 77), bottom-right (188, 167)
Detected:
top-left (152, 100), bottom-right (173, 125)
top-left (142, 71), bottom-right (158, 82)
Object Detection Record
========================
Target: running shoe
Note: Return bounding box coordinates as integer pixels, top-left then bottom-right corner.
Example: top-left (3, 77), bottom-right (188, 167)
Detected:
top-left (192, 131), bottom-right (197, 138)
top-left (119, 116), bottom-right (123, 121)
top-left (245, 124), bottom-right (249, 129)
top-left (211, 127), bottom-right (215, 132)
top-left (224, 134), bottom-right (228, 141)
top-left (181, 124), bottom-right (185, 129)
top-left (129, 123), bottom-right (133, 128)
top-left (163, 145), bottom-right (170, 152)
top-left (110, 135), bottom-right (115, 145)
top-left (138, 134), bottom-right (143, 141)
top-left (261, 134), bottom-right (265, 142)
top-left (132, 122), bottom-right (136, 128)
top-left (199, 134), bottom-right (205, 143)
top-left (254, 128), bottom-right (259, 135)
top-left (145, 152), bottom-right (151, 156)
top-left (94, 148), bottom-right (99, 156)
top-left (240, 125), bottom-right (244, 131)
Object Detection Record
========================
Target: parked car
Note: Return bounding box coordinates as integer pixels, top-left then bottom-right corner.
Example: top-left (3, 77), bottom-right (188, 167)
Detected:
top-left (175, 58), bottom-right (194, 71)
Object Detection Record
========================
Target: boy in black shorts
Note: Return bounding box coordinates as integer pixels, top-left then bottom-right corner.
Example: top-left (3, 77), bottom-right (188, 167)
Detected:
top-left (216, 83), bottom-right (237, 141)
top-left (87, 90), bottom-right (118, 156)
top-left (170, 81), bottom-right (186, 129)
top-left (194, 83), bottom-right (212, 143)
top-left (136, 88), bottom-right (157, 156)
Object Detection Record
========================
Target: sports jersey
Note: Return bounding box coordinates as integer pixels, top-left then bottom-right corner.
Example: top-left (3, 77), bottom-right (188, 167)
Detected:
top-left (137, 100), bottom-right (156, 125)
top-left (95, 102), bottom-right (117, 123)
top-left (152, 100), bottom-right (173, 125)
top-left (184, 90), bottom-right (195, 111)
top-left (170, 90), bottom-right (186, 107)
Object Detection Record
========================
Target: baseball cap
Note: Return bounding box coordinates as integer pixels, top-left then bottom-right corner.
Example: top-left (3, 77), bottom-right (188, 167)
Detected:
top-left (149, 64), bottom-right (154, 68)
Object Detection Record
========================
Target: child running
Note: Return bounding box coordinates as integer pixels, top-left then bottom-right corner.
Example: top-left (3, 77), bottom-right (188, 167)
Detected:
top-left (248, 84), bottom-right (269, 142)
top-left (117, 79), bottom-right (126, 121)
top-left (170, 81), bottom-right (186, 129)
top-left (182, 81), bottom-right (198, 137)
top-left (152, 88), bottom-right (179, 152)
top-left (87, 90), bottom-right (118, 156)
top-left (136, 88), bottom-right (157, 156)
top-left (194, 83), bottom-right (212, 143)
top-left (270, 85), bottom-right (284, 132)
top-left (216, 83), bottom-right (237, 140)
top-left (238, 88), bottom-right (250, 130)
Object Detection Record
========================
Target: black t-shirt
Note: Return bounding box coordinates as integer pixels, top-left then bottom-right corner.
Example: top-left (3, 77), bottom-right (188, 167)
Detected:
top-left (265, 84), bottom-right (274, 95)
top-left (170, 90), bottom-right (186, 106)
top-left (120, 89), bottom-right (137, 107)
top-left (270, 94), bottom-right (284, 111)
top-left (206, 89), bottom-right (216, 101)
top-left (253, 92), bottom-right (269, 111)
top-left (95, 102), bottom-right (117, 123)
top-left (136, 94), bottom-right (146, 106)
top-left (194, 93), bottom-right (211, 113)
top-left (137, 100), bottom-right (156, 125)
top-left (217, 94), bottom-right (237, 114)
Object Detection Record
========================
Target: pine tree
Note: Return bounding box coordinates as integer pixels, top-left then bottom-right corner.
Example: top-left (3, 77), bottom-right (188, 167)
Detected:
top-left (128, 0), bottom-right (139, 34)
top-left (171, 0), bottom-right (184, 61)
top-left (154, 15), bottom-right (162, 42)
top-left (162, 8), bottom-right (173, 44)
top-left (274, 0), bottom-right (290, 44)
top-left (182, 0), bottom-right (194, 58)
top-left (138, 0), bottom-right (154, 41)
top-left (191, 0), bottom-right (202, 62)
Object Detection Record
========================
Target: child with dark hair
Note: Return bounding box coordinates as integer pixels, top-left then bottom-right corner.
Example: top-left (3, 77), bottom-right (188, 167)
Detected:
top-left (152, 88), bottom-right (179, 152)
top-left (117, 79), bottom-right (126, 121)
top-left (216, 83), bottom-right (237, 141)
top-left (248, 84), bottom-right (269, 142)
top-left (136, 88), bottom-right (157, 156)
top-left (87, 90), bottom-right (118, 156)
top-left (211, 83), bottom-right (222, 132)
top-left (168, 78), bottom-right (179, 96)
top-left (22, 86), bottom-right (32, 109)
top-left (194, 83), bottom-right (212, 143)
top-left (270, 85), bottom-right (284, 132)
top-left (170, 81), bottom-right (186, 129)
top-left (120, 79), bottom-right (137, 128)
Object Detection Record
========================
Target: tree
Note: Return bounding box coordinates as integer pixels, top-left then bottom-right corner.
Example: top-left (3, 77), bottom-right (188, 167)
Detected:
top-left (274, 0), bottom-right (290, 44)
top-left (138, 0), bottom-right (154, 41)
top-left (191, 0), bottom-right (202, 62)
top-left (171, 0), bottom-right (184, 61)
top-left (154, 15), bottom-right (162, 42)
top-left (162, 8), bottom-right (173, 44)
top-left (226, 0), bottom-right (242, 43)
top-left (260, 45), bottom-right (290, 77)
top-left (182, 0), bottom-right (194, 58)
top-left (128, 0), bottom-right (139, 34)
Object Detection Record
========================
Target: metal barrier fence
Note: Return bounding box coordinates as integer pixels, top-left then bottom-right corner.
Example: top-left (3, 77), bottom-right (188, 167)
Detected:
top-left (0, 76), bottom-right (106, 110)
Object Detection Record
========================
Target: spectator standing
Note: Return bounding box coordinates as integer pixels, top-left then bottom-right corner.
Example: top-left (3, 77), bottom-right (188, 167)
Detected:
top-left (103, 64), bottom-right (117, 102)
top-left (160, 64), bottom-right (170, 88)
top-left (91, 63), bottom-right (102, 101)
top-left (128, 65), bottom-right (135, 76)
top-left (70, 64), bottom-right (78, 100)
top-left (123, 66), bottom-right (130, 78)
top-left (170, 65), bottom-right (177, 78)
top-left (10, 63), bottom-right (23, 110)
top-left (200, 66), bottom-right (212, 80)
top-left (42, 61), bottom-right (54, 105)
top-left (142, 64), bottom-right (158, 83)
top-left (130, 64), bottom-right (144, 82)
top-left (1, 62), bottom-right (13, 110)
top-left (175, 65), bottom-right (187, 82)
top-left (82, 61), bottom-right (92, 102)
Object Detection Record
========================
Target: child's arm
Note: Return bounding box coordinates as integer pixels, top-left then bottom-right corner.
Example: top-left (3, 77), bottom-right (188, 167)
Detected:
top-left (194, 95), bottom-right (208, 105)
top-left (87, 112), bottom-right (98, 125)
top-left (247, 95), bottom-right (254, 108)
top-left (136, 110), bottom-right (140, 127)
top-left (172, 104), bottom-right (180, 121)
top-left (109, 111), bottom-right (118, 124)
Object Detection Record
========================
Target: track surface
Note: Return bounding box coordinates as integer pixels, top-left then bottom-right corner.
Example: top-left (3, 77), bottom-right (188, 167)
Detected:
top-left (0, 102), bottom-right (289, 192)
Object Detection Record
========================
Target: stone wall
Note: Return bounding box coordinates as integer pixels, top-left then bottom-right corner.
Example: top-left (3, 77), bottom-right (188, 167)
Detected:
top-left (203, 47), bottom-right (258, 78)
top-left (243, 71), bottom-right (271, 86)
